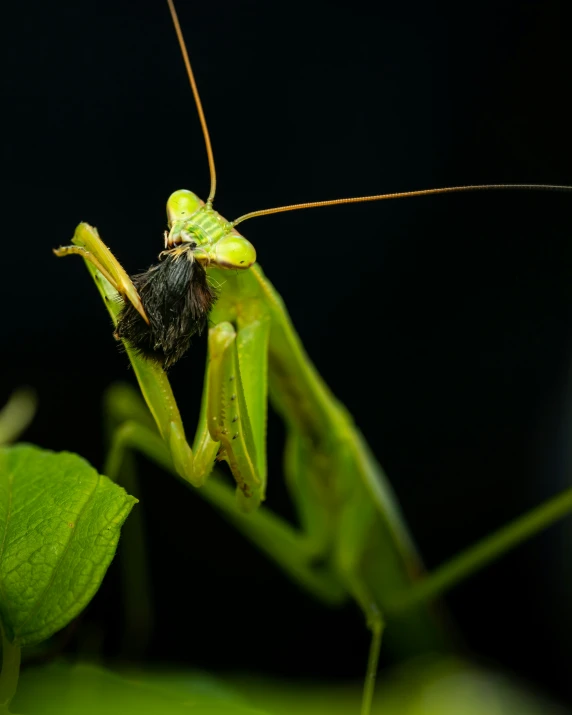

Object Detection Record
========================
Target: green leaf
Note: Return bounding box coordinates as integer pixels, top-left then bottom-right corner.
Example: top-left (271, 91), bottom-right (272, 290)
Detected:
top-left (0, 444), bottom-right (137, 646)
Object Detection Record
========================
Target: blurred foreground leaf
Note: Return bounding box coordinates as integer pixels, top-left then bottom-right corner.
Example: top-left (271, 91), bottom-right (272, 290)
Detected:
top-left (13, 663), bottom-right (269, 714)
top-left (0, 444), bottom-right (137, 645)
top-left (11, 658), bottom-right (567, 715)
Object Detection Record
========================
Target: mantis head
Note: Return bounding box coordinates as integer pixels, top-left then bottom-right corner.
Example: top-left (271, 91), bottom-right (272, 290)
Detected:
top-left (166, 189), bottom-right (257, 270)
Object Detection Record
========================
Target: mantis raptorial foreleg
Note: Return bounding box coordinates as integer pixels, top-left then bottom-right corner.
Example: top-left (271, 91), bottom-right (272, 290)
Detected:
top-left (57, 225), bottom-right (261, 504)
top-left (207, 321), bottom-right (265, 511)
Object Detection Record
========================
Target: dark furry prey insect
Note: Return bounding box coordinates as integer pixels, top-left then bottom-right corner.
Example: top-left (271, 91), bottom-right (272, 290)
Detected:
top-left (115, 243), bottom-right (217, 369)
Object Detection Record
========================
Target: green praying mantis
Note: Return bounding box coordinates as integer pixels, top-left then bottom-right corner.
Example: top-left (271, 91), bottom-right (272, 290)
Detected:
top-left (53, 2), bottom-right (572, 714)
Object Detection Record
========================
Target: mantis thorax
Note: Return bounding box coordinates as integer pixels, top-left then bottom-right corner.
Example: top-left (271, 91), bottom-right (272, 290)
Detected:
top-left (166, 189), bottom-right (256, 270)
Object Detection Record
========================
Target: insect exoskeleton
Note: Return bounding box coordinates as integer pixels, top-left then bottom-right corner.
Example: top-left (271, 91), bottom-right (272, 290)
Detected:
top-left (115, 189), bottom-right (256, 369)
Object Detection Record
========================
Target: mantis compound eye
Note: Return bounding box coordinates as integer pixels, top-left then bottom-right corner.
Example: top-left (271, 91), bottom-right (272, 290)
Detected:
top-left (167, 189), bottom-right (204, 226)
top-left (213, 233), bottom-right (256, 269)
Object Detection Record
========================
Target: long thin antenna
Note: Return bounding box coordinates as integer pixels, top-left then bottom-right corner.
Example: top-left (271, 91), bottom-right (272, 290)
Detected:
top-left (167, 0), bottom-right (217, 204)
top-left (232, 183), bottom-right (572, 227)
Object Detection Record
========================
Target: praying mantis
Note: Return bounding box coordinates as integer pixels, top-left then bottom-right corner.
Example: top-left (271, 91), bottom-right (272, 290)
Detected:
top-left (53, 2), bottom-right (572, 713)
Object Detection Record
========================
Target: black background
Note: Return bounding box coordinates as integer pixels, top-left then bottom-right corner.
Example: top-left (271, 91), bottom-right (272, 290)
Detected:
top-left (4, 0), bottom-right (572, 707)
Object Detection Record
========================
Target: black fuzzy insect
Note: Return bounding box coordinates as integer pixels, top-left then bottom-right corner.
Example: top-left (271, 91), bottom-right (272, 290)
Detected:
top-left (115, 244), bottom-right (217, 369)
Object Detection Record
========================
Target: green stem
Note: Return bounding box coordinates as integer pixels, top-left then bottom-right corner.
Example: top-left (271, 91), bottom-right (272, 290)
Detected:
top-left (361, 620), bottom-right (383, 715)
top-left (392, 487), bottom-right (572, 612)
top-left (0, 627), bottom-right (21, 710)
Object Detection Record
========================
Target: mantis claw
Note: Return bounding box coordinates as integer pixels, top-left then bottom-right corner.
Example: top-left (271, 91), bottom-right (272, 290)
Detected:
top-left (54, 225), bottom-right (150, 326)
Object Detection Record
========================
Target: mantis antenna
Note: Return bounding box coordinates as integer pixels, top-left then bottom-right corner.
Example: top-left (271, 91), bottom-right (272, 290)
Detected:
top-left (165, 0), bottom-right (572, 229)
top-left (166, 0), bottom-right (217, 205)
top-left (232, 183), bottom-right (572, 226)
